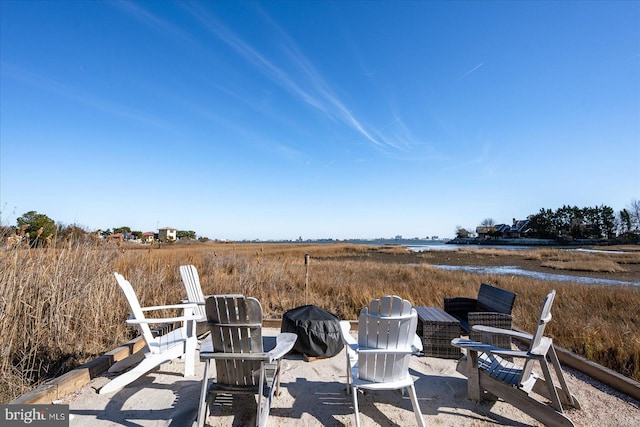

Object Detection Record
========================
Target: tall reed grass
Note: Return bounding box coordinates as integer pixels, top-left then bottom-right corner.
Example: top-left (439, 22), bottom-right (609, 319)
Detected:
top-left (1, 240), bottom-right (638, 403)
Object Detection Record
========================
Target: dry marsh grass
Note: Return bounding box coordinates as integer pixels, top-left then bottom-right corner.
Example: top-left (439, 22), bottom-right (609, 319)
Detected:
top-left (541, 259), bottom-right (627, 273)
top-left (525, 249), bottom-right (632, 272)
top-left (524, 248), bottom-right (640, 269)
top-left (1, 241), bottom-right (639, 403)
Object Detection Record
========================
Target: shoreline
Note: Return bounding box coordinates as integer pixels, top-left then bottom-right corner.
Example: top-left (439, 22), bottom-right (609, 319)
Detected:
top-left (446, 237), bottom-right (640, 246)
top-left (332, 246), bottom-right (640, 285)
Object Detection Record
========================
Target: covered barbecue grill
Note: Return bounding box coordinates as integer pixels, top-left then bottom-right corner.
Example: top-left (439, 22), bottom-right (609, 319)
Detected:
top-left (281, 305), bottom-right (343, 358)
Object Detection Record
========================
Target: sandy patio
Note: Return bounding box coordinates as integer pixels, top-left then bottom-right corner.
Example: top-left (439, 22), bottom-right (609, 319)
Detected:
top-left (61, 328), bottom-right (639, 427)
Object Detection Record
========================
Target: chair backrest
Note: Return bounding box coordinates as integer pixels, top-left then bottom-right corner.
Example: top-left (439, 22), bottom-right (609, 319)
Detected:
top-left (113, 272), bottom-right (156, 351)
top-left (357, 295), bottom-right (417, 383)
top-left (520, 290), bottom-right (556, 382)
top-left (206, 295), bottom-right (264, 386)
top-left (477, 283), bottom-right (517, 314)
top-left (529, 289), bottom-right (556, 352)
top-left (367, 294), bottom-right (413, 317)
top-left (180, 264), bottom-right (206, 319)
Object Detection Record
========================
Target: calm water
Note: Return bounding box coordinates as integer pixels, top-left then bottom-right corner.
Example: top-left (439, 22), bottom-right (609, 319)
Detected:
top-left (407, 242), bottom-right (538, 251)
top-left (431, 264), bottom-right (639, 287)
top-left (405, 243), bottom-right (640, 287)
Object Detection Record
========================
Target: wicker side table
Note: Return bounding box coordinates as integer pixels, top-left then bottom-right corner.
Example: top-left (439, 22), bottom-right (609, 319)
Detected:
top-left (468, 312), bottom-right (513, 350)
top-left (415, 307), bottom-right (461, 359)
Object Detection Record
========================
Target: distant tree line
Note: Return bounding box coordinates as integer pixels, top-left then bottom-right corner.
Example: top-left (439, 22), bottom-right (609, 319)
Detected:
top-left (455, 199), bottom-right (640, 242)
top-left (527, 205), bottom-right (616, 239)
top-left (0, 210), bottom-right (200, 247)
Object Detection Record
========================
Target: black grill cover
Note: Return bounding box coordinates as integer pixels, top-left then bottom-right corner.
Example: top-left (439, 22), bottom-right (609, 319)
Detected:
top-left (281, 305), bottom-right (342, 358)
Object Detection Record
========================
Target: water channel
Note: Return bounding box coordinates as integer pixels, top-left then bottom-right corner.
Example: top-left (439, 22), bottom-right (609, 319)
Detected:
top-left (406, 243), bottom-right (640, 287)
top-left (430, 264), bottom-right (639, 287)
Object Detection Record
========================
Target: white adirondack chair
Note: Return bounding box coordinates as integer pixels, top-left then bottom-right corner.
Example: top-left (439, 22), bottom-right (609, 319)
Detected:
top-left (451, 290), bottom-right (581, 427)
top-left (339, 295), bottom-right (426, 427)
top-left (179, 264), bottom-right (207, 321)
top-left (195, 295), bottom-right (296, 427)
top-left (99, 272), bottom-right (201, 395)
top-left (180, 264), bottom-right (243, 337)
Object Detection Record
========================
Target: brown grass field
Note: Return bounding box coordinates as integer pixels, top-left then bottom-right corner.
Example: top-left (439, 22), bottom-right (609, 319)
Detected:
top-left (1, 240), bottom-right (639, 403)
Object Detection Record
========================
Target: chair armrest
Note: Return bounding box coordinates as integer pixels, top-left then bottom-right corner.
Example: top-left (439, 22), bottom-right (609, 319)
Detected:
top-left (468, 312), bottom-right (512, 325)
top-left (472, 325), bottom-right (532, 342)
top-left (199, 333), bottom-right (297, 362)
top-left (132, 303), bottom-right (201, 325)
top-left (201, 352), bottom-right (272, 361)
top-left (355, 347), bottom-right (415, 355)
top-left (141, 303), bottom-right (199, 312)
top-left (339, 321), bottom-right (421, 354)
top-left (267, 333), bottom-right (297, 362)
top-left (451, 338), bottom-right (530, 359)
top-left (199, 336), bottom-right (269, 361)
top-left (470, 325), bottom-right (552, 355)
top-left (181, 299), bottom-right (205, 306)
top-left (340, 321), bottom-right (357, 346)
top-left (126, 313), bottom-right (203, 325)
top-left (338, 321), bottom-right (358, 362)
top-left (205, 293), bottom-right (245, 298)
top-left (412, 333), bottom-right (423, 353)
top-left (200, 335), bottom-right (214, 353)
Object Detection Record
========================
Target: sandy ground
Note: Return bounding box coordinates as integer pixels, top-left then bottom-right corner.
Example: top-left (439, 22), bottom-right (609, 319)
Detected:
top-left (63, 328), bottom-right (639, 427)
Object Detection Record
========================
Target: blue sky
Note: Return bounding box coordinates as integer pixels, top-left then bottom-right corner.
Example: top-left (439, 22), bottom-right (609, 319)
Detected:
top-left (1, 1), bottom-right (638, 240)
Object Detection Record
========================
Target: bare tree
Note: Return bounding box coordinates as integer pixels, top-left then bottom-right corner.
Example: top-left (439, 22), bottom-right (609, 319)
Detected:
top-left (480, 218), bottom-right (495, 227)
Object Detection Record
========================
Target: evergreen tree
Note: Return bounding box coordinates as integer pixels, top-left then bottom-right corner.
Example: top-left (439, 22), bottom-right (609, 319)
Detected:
top-left (16, 211), bottom-right (56, 246)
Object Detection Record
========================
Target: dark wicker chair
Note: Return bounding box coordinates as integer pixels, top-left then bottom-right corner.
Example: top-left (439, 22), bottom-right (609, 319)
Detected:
top-left (444, 283), bottom-right (516, 349)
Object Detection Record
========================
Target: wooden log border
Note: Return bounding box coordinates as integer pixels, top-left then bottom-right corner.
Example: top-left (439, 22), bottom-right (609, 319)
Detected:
top-left (10, 320), bottom-right (640, 404)
top-left (11, 335), bottom-right (146, 404)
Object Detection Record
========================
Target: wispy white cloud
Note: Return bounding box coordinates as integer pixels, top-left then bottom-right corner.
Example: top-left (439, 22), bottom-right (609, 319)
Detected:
top-left (441, 142), bottom-right (493, 174)
top-left (117, 3), bottom-right (418, 154)
top-left (2, 63), bottom-right (168, 129)
top-left (457, 63), bottom-right (484, 81)
top-left (114, 2), bottom-right (324, 159)
top-left (112, 1), bottom-right (198, 47)
top-left (273, 143), bottom-right (309, 164)
top-left (372, 114), bottom-right (415, 152)
top-left (282, 46), bottom-right (385, 148)
top-left (185, 4), bottom-right (392, 150)
top-left (185, 6), bottom-right (327, 114)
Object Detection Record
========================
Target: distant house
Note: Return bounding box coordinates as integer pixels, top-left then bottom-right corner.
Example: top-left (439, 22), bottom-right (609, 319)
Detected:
top-left (141, 232), bottom-right (155, 244)
top-left (508, 219), bottom-right (530, 238)
top-left (158, 227), bottom-right (177, 242)
top-left (107, 232), bottom-right (135, 242)
top-left (475, 226), bottom-right (496, 239)
top-left (107, 233), bottom-right (123, 242)
top-left (476, 219), bottom-right (530, 239)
